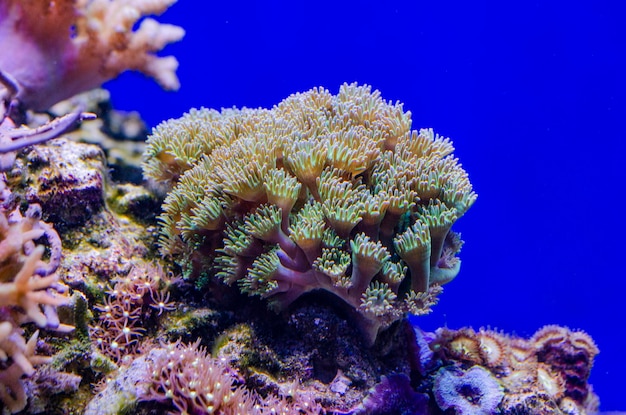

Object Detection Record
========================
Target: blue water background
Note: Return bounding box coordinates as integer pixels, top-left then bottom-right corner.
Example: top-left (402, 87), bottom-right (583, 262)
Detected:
top-left (106, 1), bottom-right (626, 410)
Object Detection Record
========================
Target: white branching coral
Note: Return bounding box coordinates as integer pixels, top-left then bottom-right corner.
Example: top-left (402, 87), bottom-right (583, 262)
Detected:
top-left (0, 0), bottom-right (185, 111)
top-left (0, 179), bottom-right (70, 412)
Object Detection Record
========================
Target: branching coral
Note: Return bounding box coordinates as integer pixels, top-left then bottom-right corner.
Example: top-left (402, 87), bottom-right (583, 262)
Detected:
top-left (0, 182), bottom-right (71, 412)
top-left (0, 329), bottom-right (50, 413)
top-left (0, 0), bottom-right (185, 112)
top-left (144, 84), bottom-right (476, 342)
top-left (0, 206), bottom-right (68, 331)
top-left (0, 0), bottom-right (183, 170)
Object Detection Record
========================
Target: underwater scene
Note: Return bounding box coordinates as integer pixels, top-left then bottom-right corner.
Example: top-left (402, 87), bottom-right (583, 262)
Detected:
top-left (0, 0), bottom-right (624, 414)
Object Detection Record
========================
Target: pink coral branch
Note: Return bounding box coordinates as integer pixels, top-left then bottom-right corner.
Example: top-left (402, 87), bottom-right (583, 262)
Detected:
top-left (0, 0), bottom-right (184, 111)
top-left (0, 110), bottom-right (94, 154)
top-left (0, 246), bottom-right (69, 328)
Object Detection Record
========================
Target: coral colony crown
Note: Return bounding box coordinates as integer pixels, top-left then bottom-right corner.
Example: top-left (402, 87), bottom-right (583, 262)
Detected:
top-left (143, 83), bottom-right (477, 342)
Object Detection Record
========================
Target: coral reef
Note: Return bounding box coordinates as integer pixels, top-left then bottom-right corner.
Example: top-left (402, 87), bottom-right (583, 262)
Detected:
top-left (207, 301), bottom-right (403, 412)
top-left (143, 83), bottom-right (476, 342)
top-left (50, 88), bottom-right (151, 184)
top-left (0, 75), bottom-right (606, 413)
top-left (0, 110), bottom-right (94, 171)
top-left (10, 139), bottom-right (107, 229)
top-left (0, 3), bottom-right (606, 409)
top-left (0, 77), bottom-right (169, 412)
top-left (91, 263), bottom-right (174, 364)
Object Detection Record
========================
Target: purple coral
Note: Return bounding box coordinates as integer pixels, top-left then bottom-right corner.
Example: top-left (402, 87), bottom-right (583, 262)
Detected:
top-left (356, 374), bottom-right (429, 415)
top-left (433, 365), bottom-right (504, 415)
top-left (407, 325), bottom-right (437, 376)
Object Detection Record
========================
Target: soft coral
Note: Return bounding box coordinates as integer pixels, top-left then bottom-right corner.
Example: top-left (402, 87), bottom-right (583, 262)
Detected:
top-left (0, 0), bottom-right (183, 168)
top-left (0, 0), bottom-right (185, 111)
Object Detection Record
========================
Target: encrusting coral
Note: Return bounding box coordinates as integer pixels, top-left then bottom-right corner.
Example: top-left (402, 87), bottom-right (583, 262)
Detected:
top-left (143, 83), bottom-right (477, 342)
top-left (423, 325), bottom-right (600, 414)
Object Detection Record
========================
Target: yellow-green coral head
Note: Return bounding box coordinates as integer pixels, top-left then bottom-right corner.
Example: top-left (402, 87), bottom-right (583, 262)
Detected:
top-left (143, 83), bottom-right (476, 342)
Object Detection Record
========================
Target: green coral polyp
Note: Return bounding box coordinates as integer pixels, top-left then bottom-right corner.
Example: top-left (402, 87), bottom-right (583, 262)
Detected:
top-left (350, 233), bottom-right (391, 294)
top-left (361, 281), bottom-right (398, 317)
top-left (143, 83), bottom-right (476, 342)
top-left (264, 168), bottom-right (302, 223)
top-left (313, 247), bottom-right (352, 287)
top-left (394, 221), bottom-right (432, 293)
top-left (244, 204), bottom-right (284, 241)
top-left (241, 251), bottom-right (282, 296)
top-left (380, 261), bottom-right (406, 292)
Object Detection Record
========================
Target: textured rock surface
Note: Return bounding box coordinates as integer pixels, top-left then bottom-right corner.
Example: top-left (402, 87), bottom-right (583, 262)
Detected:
top-left (17, 139), bottom-right (106, 229)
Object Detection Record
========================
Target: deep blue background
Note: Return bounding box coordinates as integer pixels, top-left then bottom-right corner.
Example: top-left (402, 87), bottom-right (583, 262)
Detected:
top-left (106, 1), bottom-right (626, 410)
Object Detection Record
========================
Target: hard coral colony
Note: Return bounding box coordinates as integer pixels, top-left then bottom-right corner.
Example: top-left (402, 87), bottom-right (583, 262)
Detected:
top-left (0, 0), bottom-right (604, 414)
